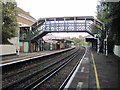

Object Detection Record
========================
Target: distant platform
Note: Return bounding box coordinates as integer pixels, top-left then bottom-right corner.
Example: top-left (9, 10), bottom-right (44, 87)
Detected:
top-left (0, 47), bottom-right (75, 67)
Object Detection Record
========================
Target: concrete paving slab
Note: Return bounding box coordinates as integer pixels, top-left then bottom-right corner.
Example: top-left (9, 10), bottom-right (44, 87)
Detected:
top-left (0, 47), bottom-right (75, 66)
top-left (89, 47), bottom-right (120, 89)
top-left (68, 46), bottom-right (119, 89)
top-left (68, 47), bottom-right (90, 89)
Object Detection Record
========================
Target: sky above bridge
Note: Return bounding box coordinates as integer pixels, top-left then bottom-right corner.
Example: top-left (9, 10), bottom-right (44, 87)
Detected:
top-left (16, 0), bottom-right (98, 37)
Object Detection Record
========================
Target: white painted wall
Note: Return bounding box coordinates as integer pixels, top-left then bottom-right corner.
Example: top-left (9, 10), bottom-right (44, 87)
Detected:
top-left (0, 45), bottom-right (16, 56)
top-left (8, 37), bottom-right (19, 51)
top-left (114, 45), bottom-right (120, 57)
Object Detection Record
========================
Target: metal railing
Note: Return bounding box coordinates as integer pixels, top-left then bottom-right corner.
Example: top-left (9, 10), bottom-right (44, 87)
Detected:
top-left (20, 16), bottom-right (103, 41)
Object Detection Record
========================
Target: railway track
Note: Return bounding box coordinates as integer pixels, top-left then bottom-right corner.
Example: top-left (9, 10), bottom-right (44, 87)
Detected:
top-left (3, 48), bottom-right (75, 82)
top-left (2, 47), bottom-right (82, 89)
top-left (37, 47), bottom-right (86, 89)
top-left (23, 48), bottom-right (81, 90)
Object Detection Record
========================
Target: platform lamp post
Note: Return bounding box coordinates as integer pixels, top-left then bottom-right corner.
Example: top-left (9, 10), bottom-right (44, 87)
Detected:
top-left (104, 25), bottom-right (108, 57)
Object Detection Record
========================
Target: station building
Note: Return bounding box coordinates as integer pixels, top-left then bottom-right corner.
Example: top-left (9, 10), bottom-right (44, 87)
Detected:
top-left (85, 35), bottom-right (97, 49)
top-left (2, 7), bottom-right (36, 55)
top-left (16, 7), bottom-right (36, 26)
top-left (43, 34), bottom-right (73, 51)
top-left (16, 7), bottom-right (37, 53)
top-left (15, 8), bottom-right (74, 53)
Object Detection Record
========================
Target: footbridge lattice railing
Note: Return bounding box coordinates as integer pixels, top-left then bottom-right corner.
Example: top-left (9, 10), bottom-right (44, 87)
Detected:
top-left (21, 16), bottom-right (104, 41)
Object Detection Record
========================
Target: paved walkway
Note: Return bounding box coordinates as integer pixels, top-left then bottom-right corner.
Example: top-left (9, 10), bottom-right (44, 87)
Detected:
top-left (1, 46), bottom-right (119, 89)
top-left (67, 47), bottom-right (119, 89)
top-left (1, 48), bottom-right (74, 65)
top-left (2, 51), bottom-right (56, 61)
top-left (89, 47), bottom-right (120, 89)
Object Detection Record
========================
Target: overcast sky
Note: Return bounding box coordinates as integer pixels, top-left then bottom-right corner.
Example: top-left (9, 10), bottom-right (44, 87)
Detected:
top-left (16, 0), bottom-right (98, 37)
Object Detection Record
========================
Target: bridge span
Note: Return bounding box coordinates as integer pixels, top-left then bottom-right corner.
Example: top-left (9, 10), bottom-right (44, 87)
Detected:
top-left (19, 16), bottom-right (106, 55)
top-left (29, 16), bottom-right (103, 41)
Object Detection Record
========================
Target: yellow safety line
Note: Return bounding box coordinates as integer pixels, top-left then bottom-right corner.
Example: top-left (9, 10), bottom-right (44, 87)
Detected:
top-left (91, 52), bottom-right (100, 90)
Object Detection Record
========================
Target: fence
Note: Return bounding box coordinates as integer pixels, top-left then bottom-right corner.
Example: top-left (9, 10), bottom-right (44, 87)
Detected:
top-left (0, 45), bottom-right (16, 56)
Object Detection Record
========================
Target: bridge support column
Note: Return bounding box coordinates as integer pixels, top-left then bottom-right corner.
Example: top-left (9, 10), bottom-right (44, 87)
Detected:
top-left (97, 38), bottom-right (100, 53)
top-left (50, 43), bottom-right (52, 50)
top-left (105, 30), bottom-right (108, 56)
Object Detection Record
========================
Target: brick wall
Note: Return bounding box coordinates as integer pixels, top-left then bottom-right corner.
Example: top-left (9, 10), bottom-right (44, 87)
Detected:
top-left (17, 16), bottom-right (33, 26)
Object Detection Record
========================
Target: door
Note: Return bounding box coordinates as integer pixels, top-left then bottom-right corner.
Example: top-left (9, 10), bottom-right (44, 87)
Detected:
top-left (24, 42), bottom-right (29, 52)
top-left (20, 42), bottom-right (24, 52)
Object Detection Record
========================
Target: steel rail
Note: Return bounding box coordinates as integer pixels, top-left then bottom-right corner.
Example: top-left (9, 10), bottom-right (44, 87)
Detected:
top-left (3, 48), bottom-right (75, 79)
top-left (2, 48), bottom-right (79, 90)
top-left (59, 47), bottom-right (87, 89)
top-left (23, 48), bottom-right (81, 90)
top-left (1, 47), bottom-right (75, 67)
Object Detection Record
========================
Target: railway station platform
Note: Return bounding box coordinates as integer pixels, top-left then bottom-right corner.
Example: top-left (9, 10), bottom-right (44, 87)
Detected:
top-left (1, 46), bottom-right (119, 89)
top-left (0, 47), bottom-right (75, 66)
top-left (66, 46), bottom-right (120, 89)
top-left (89, 48), bottom-right (120, 89)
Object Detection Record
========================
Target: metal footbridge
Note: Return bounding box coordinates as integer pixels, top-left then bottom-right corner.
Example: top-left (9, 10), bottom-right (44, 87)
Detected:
top-left (22, 16), bottom-right (103, 41)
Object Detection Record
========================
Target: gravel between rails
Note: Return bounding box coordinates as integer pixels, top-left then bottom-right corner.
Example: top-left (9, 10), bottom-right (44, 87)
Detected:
top-left (6, 48), bottom-right (79, 89)
top-left (37, 47), bottom-right (85, 89)
top-left (3, 49), bottom-right (71, 76)
top-left (2, 48), bottom-right (78, 88)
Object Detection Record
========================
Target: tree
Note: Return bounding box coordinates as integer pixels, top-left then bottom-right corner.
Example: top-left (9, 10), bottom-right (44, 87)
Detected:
top-left (1, 1), bottom-right (18, 44)
top-left (96, 1), bottom-right (120, 45)
top-left (90, 24), bottom-right (102, 35)
top-left (65, 35), bottom-right (88, 46)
